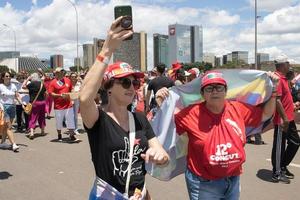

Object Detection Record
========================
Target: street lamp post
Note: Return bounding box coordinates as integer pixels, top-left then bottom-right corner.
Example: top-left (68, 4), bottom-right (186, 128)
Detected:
top-left (66, 0), bottom-right (79, 73)
top-left (255, 0), bottom-right (258, 69)
top-left (3, 24), bottom-right (17, 72)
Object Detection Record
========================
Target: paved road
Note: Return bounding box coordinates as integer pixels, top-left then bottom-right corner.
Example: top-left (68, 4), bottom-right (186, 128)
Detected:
top-left (0, 116), bottom-right (299, 200)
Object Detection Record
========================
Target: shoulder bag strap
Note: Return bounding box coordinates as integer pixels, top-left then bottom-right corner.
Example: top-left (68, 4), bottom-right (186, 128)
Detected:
top-left (124, 111), bottom-right (136, 198)
top-left (32, 81), bottom-right (44, 104)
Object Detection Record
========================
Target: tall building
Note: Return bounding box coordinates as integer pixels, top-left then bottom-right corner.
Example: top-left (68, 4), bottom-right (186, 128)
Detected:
top-left (257, 53), bottom-right (269, 65)
top-left (0, 51), bottom-right (20, 60)
top-left (153, 33), bottom-right (169, 67)
top-left (50, 55), bottom-right (63, 68)
top-left (74, 57), bottom-right (81, 67)
top-left (168, 24), bottom-right (203, 64)
top-left (215, 57), bottom-right (222, 67)
top-left (232, 51), bottom-right (248, 64)
top-left (203, 53), bottom-right (215, 67)
top-left (113, 32), bottom-right (147, 72)
top-left (83, 44), bottom-right (94, 68)
top-left (93, 38), bottom-right (105, 62)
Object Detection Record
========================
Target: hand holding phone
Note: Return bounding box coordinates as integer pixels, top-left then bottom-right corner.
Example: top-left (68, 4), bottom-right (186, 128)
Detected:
top-left (114, 5), bottom-right (133, 40)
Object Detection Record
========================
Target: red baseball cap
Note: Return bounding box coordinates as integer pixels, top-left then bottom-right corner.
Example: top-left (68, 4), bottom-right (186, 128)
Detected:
top-left (104, 62), bottom-right (144, 80)
top-left (172, 62), bottom-right (182, 71)
top-left (201, 71), bottom-right (227, 89)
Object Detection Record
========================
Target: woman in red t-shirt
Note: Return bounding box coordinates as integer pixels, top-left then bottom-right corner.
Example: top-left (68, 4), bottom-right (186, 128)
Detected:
top-left (155, 71), bottom-right (279, 200)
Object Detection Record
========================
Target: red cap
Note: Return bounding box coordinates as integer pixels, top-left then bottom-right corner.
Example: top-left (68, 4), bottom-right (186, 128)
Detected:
top-left (171, 62), bottom-right (182, 71)
top-left (104, 62), bottom-right (144, 80)
top-left (201, 71), bottom-right (227, 89)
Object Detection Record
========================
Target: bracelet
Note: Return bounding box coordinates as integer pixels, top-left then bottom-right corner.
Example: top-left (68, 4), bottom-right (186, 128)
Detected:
top-left (96, 54), bottom-right (110, 65)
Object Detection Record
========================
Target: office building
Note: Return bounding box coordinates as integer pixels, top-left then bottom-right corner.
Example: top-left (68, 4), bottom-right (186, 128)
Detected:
top-left (168, 24), bottom-right (203, 64)
top-left (153, 33), bottom-right (169, 67)
top-left (93, 38), bottom-right (105, 62)
top-left (203, 53), bottom-right (215, 67)
top-left (74, 57), bottom-right (81, 67)
top-left (83, 44), bottom-right (94, 68)
top-left (0, 51), bottom-right (20, 60)
top-left (232, 51), bottom-right (248, 64)
top-left (257, 53), bottom-right (269, 65)
top-left (50, 54), bottom-right (63, 68)
top-left (113, 32), bottom-right (147, 72)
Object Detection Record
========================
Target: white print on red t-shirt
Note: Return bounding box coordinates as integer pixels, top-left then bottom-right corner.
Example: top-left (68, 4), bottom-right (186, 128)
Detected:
top-left (225, 118), bottom-right (244, 142)
top-left (210, 143), bottom-right (239, 163)
top-left (112, 137), bottom-right (146, 178)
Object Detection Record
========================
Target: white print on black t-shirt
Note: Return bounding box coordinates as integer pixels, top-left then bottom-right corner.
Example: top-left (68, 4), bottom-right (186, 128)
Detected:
top-left (112, 137), bottom-right (146, 178)
top-left (225, 118), bottom-right (243, 141)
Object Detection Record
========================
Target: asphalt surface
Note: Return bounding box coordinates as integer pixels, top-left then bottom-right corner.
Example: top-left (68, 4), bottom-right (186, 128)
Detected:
top-left (0, 115), bottom-right (299, 200)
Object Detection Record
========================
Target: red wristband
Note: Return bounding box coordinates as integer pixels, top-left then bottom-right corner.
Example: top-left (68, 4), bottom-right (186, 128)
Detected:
top-left (96, 55), bottom-right (110, 65)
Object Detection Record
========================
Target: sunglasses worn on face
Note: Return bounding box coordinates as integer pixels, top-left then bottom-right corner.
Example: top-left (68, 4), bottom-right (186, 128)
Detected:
top-left (114, 77), bottom-right (140, 90)
top-left (204, 85), bottom-right (225, 93)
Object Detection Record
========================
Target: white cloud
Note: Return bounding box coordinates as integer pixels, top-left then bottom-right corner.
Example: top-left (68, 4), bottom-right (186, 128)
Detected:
top-left (248, 0), bottom-right (299, 12)
top-left (202, 10), bottom-right (240, 26)
top-left (0, 0), bottom-right (299, 68)
top-left (32, 0), bottom-right (37, 6)
top-left (259, 4), bottom-right (300, 34)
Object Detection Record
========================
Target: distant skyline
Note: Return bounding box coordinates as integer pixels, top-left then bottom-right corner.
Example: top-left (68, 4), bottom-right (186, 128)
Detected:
top-left (0, 0), bottom-right (300, 69)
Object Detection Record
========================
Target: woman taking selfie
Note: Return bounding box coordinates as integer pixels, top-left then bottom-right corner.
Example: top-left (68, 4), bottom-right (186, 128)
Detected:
top-left (80, 17), bottom-right (169, 200)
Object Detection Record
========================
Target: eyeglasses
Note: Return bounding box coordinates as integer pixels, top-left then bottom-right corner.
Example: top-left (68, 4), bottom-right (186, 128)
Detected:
top-left (203, 85), bottom-right (225, 93)
top-left (5, 75), bottom-right (10, 78)
top-left (114, 77), bottom-right (140, 90)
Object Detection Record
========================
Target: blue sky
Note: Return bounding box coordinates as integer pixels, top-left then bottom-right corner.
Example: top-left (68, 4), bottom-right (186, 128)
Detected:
top-left (1, 0), bottom-right (300, 67)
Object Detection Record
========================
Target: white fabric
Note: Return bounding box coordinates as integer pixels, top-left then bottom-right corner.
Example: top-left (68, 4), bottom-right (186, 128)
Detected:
top-left (0, 83), bottom-right (17, 104)
top-left (54, 108), bottom-right (75, 130)
top-left (125, 111), bottom-right (136, 198)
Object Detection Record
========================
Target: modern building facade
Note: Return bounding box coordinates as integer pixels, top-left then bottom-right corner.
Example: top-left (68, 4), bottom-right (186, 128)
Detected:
top-left (74, 57), bottom-right (81, 67)
top-left (203, 53), bottom-right (215, 67)
top-left (232, 51), bottom-right (248, 64)
top-left (50, 54), bottom-right (63, 68)
top-left (113, 32), bottom-right (147, 72)
top-left (83, 44), bottom-right (94, 68)
top-left (93, 38), bottom-right (105, 63)
top-left (153, 33), bottom-right (168, 67)
top-left (168, 24), bottom-right (203, 64)
top-left (257, 53), bottom-right (269, 64)
top-left (0, 51), bottom-right (20, 60)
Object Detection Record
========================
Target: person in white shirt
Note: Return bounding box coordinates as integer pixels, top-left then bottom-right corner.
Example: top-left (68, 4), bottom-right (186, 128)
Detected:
top-left (0, 72), bottom-right (23, 152)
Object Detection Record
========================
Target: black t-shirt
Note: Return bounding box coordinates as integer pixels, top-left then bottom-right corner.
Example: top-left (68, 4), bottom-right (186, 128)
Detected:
top-left (85, 110), bottom-right (156, 196)
top-left (27, 81), bottom-right (46, 102)
top-left (147, 76), bottom-right (174, 95)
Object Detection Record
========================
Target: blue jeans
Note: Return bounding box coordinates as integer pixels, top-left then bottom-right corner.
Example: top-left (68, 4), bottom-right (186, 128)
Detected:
top-left (185, 168), bottom-right (240, 200)
top-left (3, 104), bottom-right (16, 121)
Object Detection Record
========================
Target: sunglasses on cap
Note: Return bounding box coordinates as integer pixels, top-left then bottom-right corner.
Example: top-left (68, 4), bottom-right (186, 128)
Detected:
top-left (114, 77), bottom-right (140, 90)
top-left (203, 84), bottom-right (226, 93)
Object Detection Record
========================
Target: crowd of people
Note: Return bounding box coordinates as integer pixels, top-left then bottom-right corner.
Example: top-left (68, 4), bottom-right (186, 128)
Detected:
top-left (0, 67), bottom-right (83, 151)
top-left (1, 17), bottom-right (300, 200)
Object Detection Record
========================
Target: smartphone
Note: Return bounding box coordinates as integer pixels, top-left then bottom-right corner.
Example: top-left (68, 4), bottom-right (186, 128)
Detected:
top-left (114, 5), bottom-right (133, 40)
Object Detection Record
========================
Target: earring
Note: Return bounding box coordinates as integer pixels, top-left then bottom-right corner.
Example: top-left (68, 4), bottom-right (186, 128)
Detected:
top-left (108, 91), bottom-right (112, 96)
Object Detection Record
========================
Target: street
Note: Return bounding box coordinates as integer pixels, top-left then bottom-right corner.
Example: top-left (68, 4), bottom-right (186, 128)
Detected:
top-left (0, 116), bottom-right (299, 200)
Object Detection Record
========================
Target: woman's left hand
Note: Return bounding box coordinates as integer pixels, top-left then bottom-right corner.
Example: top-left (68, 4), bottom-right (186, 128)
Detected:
top-left (141, 147), bottom-right (169, 165)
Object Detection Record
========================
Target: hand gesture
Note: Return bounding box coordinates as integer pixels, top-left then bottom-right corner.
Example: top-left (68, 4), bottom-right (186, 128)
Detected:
top-left (267, 71), bottom-right (280, 90)
top-left (101, 17), bottom-right (134, 56)
top-left (155, 87), bottom-right (169, 107)
top-left (141, 147), bottom-right (169, 165)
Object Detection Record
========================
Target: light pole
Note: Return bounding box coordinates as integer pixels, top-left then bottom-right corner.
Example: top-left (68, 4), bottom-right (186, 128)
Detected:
top-left (255, 0), bottom-right (258, 69)
top-left (66, 0), bottom-right (79, 73)
top-left (3, 24), bottom-right (17, 72)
